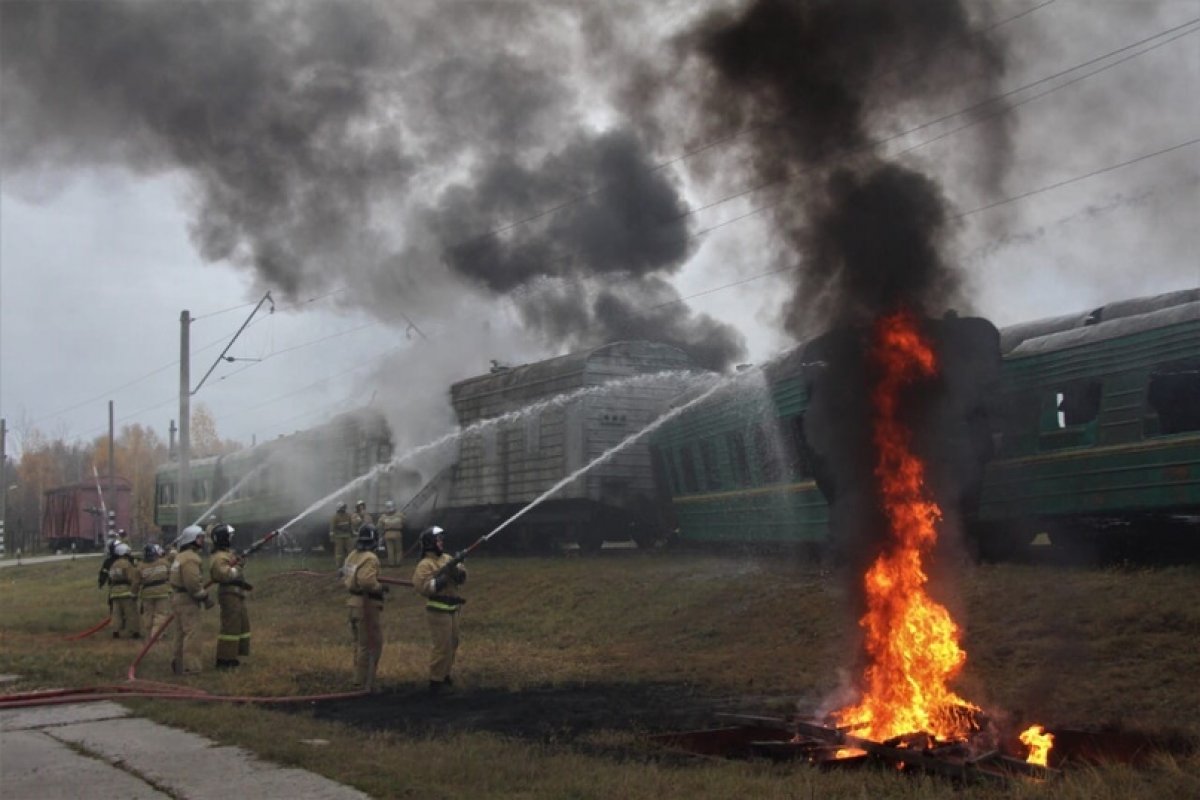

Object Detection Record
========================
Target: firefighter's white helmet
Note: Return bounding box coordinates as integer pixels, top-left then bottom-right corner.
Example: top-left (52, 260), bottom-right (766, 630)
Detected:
top-left (177, 524), bottom-right (205, 548)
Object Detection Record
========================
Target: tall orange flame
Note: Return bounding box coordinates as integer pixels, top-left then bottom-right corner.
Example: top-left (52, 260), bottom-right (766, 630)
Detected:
top-left (834, 310), bottom-right (979, 742)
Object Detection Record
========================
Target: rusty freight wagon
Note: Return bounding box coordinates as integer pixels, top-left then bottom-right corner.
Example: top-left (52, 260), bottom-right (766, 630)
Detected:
top-left (428, 341), bottom-right (698, 551)
top-left (42, 478), bottom-right (133, 552)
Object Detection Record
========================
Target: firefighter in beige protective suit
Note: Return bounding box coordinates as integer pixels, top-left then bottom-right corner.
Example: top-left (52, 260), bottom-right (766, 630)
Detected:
top-left (344, 524), bottom-right (387, 691)
top-left (377, 500), bottom-right (405, 566)
top-left (209, 524), bottom-right (252, 669)
top-left (169, 525), bottom-right (213, 675)
top-left (138, 544), bottom-right (172, 640)
top-left (107, 542), bottom-right (141, 639)
top-left (412, 526), bottom-right (466, 695)
top-left (330, 502), bottom-right (354, 565)
top-left (351, 500), bottom-right (373, 535)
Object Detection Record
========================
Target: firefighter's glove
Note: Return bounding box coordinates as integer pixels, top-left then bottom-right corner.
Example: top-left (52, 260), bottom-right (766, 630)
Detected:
top-left (451, 566), bottom-right (467, 585)
top-left (239, 580), bottom-right (255, 591)
top-left (199, 593), bottom-right (215, 610)
top-left (431, 575), bottom-right (448, 592)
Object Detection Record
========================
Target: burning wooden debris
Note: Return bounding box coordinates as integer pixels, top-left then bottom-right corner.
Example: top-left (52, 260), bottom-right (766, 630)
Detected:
top-left (652, 711), bottom-right (1058, 785)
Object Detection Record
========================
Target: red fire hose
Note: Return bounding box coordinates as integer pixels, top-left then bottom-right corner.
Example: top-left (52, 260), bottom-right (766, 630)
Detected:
top-left (63, 615), bottom-right (112, 640)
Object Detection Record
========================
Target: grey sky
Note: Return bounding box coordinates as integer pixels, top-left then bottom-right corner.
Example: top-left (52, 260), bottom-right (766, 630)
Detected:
top-left (1, 0), bottom-right (1197, 458)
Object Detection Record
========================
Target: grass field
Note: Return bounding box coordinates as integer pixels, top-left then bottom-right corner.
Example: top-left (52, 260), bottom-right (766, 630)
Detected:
top-left (2, 550), bottom-right (1198, 799)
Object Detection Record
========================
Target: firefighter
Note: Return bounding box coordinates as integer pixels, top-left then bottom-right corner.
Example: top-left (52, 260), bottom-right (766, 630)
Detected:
top-left (412, 526), bottom-right (466, 694)
top-left (351, 499), bottom-right (373, 533)
top-left (344, 523), bottom-right (387, 691)
top-left (330, 501), bottom-right (354, 565)
top-left (169, 525), bottom-right (213, 675)
top-left (97, 537), bottom-right (119, 589)
top-left (209, 523), bottom-right (252, 668)
top-left (138, 544), bottom-right (172, 640)
top-left (377, 500), bottom-right (405, 567)
top-left (107, 542), bottom-right (142, 639)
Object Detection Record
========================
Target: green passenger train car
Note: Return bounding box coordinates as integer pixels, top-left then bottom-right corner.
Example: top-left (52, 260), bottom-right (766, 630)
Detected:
top-left (154, 407), bottom-right (419, 549)
top-left (652, 289), bottom-right (1200, 561)
top-left (976, 290), bottom-right (1200, 559)
top-left (649, 352), bottom-right (829, 548)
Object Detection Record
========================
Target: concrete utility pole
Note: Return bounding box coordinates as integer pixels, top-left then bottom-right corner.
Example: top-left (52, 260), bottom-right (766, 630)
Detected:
top-left (1, 417), bottom-right (7, 556)
top-left (177, 290), bottom-right (272, 536)
top-left (178, 310), bottom-right (191, 537)
top-left (108, 400), bottom-right (116, 538)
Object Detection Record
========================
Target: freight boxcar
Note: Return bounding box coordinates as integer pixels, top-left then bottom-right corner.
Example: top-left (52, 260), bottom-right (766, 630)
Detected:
top-left (430, 341), bottom-right (696, 551)
top-left (42, 478), bottom-right (132, 552)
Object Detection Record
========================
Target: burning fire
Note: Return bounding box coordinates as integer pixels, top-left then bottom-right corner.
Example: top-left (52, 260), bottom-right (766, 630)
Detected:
top-left (830, 310), bottom-right (1052, 766)
top-left (833, 309), bottom-right (980, 743)
top-left (1020, 724), bottom-right (1054, 767)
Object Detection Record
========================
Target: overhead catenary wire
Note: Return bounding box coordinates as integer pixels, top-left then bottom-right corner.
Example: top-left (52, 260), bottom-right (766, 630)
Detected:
top-left (24, 9), bottom-right (1196, 445)
top-left (445, 0), bottom-right (1060, 253)
top-left (505, 15), bottom-right (1200, 298)
top-left (655, 135), bottom-right (1200, 309)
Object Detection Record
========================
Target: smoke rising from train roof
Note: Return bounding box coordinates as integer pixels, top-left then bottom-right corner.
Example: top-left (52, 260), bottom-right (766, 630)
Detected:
top-left (657, 0), bottom-right (1013, 332)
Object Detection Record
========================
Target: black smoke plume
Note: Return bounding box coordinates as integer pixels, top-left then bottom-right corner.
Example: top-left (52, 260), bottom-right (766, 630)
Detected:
top-left (0, 1), bottom-right (744, 371)
top-left (661, 0), bottom-right (1012, 581)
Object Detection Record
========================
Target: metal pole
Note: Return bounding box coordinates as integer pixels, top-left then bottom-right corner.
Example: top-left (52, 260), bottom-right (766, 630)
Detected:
top-left (178, 310), bottom-right (191, 537)
top-left (1, 417), bottom-right (7, 557)
top-left (108, 400), bottom-right (116, 538)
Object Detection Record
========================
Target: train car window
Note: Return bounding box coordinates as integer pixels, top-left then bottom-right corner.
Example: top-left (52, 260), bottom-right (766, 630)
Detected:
top-left (1146, 362), bottom-right (1200, 434)
top-left (191, 480), bottom-right (207, 504)
top-left (1052, 382), bottom-right (1102, 429)
top-left (679, 445), bottom-right (700, 494)
top-left (725, 431), bottom-right (751, 487)
top-left (753, 424), bottom-right (784, 484)
top-left (377, 442), bottom-right (393, 463)
top-left (698, 439), bottom-right (721, 491)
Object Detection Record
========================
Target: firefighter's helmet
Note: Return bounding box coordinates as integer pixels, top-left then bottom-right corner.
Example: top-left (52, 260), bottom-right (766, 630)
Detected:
top-left (143, 544), bottom-right (159, 561)
top-left (356, 523), bottom-right (379, 550)
top-left (336, 501), bottom-right (348, 512)
top-left (355, 499), bottom-right (366, 509)
top-left (419, 526), bottom-right (445, 553)
top-left (384, 500), bottom-right (396, 512)
top-left (177, 525), bottom-right (205, 548)
top-left (211, 523), bottom-right (235, 549)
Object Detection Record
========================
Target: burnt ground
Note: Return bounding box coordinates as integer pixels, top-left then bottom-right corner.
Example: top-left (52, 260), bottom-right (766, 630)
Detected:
top-left (291, 680), bottom-right (788, 754)
top-left (285, 681), bottom-right (1197, 768)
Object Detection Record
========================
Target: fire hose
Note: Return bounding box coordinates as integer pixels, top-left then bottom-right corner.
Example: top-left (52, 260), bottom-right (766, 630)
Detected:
top-left (63, 615), bottom-right (112, 640)
top-left (2, 535), bottom-right (372, 711)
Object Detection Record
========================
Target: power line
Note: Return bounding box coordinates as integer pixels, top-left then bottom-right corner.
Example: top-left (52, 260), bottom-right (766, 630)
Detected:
top-left (446, 0), bottom-right (1060, 253)
top-left (659, 135), bottom-right (1200, 308)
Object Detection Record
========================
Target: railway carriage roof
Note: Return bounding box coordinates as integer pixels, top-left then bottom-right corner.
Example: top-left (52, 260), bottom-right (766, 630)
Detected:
top-left (1000, 288), bottom-right (1200, 354)
top-left (450, 341), bottom-right (692, 402)
top-left (1008, 300), bottom-right (1199, 357)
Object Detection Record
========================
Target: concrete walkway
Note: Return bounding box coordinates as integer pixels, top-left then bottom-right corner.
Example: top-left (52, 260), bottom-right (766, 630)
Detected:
top-left (0, 701), bottom-right (371, 800)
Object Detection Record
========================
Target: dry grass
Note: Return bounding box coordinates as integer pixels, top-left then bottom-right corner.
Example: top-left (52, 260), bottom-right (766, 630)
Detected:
top-left (2, 551), bottom-right (1199, 799)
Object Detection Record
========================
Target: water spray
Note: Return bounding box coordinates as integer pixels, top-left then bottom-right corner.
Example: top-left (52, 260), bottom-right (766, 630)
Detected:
top-left (274, 369), bottom-right (707, 537)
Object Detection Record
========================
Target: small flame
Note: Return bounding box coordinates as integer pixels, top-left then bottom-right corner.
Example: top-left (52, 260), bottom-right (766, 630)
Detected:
top-left (1020, 724), bottom-right (1054, 766)
top-left (834, 310), bottom-right (979, 743)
